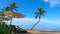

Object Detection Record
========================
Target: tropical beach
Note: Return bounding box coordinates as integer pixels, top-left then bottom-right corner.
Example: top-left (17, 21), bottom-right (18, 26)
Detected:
top-left (22, 30), bottom-right (60, 34)
top-left (0, 0), bottom-right (60, 34)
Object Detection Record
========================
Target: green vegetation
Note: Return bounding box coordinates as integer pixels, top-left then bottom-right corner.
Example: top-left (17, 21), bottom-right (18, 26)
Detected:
top-left (0, 2), bottom-right (27, 34)
top-left (0, 2), bottom-right (21, 34)
top-left (0, 22), bottom-right (10, 34)
top-left (0, 1), bottom-right (47, 34)
top-left (0, 21), bottom-right (22, 34)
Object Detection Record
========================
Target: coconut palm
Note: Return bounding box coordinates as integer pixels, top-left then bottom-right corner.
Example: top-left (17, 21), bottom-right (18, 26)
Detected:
top-left (0, 2), bottom-right (24, 33)
top-left (0, 2), bottom-right (24, 34)
top-left (31, 7), bottom-right (46, 30)
top-left (4, 6), bottom-right (10, 11)
top-left (9, 2), bottom-right (17, 11)
top-left (0, 2), bottom-right (17, 33)
top-left (3, 2), bottom-right (18, 25)
top-left (9, 2), bottom-right (17, 25)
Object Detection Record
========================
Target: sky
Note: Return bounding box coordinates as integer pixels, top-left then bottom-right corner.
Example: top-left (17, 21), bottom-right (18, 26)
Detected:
top-left (0, 0), bottom-right (60, 30)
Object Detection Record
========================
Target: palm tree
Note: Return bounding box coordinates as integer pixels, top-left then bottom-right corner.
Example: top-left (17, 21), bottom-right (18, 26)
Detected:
top-left (0, 2), bottom-right (18, 34)
top-left (31, 7), bottom-right (46, 30)
top-left (4, 6), bottom-right (10, 11)
top-left (9, 2), bottom-right (17, 11)
top-left (2, 2), bottom-right (18, 25)
top-left (9, 2), bottom-right (17, 25)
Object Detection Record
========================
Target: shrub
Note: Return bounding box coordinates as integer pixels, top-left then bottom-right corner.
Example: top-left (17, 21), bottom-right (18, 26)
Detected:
top-left (0, 22), bottom-right (10, 34)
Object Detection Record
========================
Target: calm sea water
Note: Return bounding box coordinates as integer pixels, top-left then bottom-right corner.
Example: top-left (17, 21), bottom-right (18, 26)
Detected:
top-left (4, 18), bottom-right (60, 31)
top-left (18, 25), bottom-right (60, 31)
top-left (6, 22), bottom-right (60, 31)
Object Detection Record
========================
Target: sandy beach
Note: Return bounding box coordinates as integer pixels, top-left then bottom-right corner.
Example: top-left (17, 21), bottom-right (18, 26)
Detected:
top-left (21, 30), bottom-right (60, 34)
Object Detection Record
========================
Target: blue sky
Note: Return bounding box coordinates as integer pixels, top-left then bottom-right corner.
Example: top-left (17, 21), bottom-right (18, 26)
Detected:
top-left (0, 0), bottom-right (60, 30)
top-left (0, 0), bottom-right (60, 18)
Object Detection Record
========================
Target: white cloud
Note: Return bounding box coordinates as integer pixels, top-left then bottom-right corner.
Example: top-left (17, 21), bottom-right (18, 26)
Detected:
top-left (44, 0), bottom-right (60, 7)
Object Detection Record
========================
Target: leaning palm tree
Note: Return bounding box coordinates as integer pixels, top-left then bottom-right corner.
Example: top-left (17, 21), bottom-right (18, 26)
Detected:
top-left (31, 7), bottom-right (46, 30)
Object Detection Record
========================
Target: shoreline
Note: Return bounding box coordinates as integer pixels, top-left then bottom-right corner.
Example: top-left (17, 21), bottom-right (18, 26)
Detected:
top-left (24, 29), bottom-right (60, 32)
top-left (21, 30), bottom-right (60, 34)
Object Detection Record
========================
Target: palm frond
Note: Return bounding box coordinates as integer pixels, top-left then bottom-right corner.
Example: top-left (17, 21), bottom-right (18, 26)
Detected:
top-left (41, 10), bottom-right (46, 17)
top-left (35, 7), bottom-right (46, 19)
top-left (4, 6), bottom-right (10, 11)
top-left (1, 9), bottom-right (4, 12)
top-left (35, 14), bottom-right (38, 19)
top-left (39, 15), bottom-right (41, 19)
top-left (39, 8), bottom-right (43, 13)
top-left (10, 2), bottom-right (17, 9)
top-left (34, 12), bottom-right (39, 14)
top-left (9, 2), bottom-right (18, 11)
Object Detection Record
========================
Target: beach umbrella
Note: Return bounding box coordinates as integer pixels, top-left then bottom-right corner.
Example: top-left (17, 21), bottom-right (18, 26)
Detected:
top-left (11, 12), bottom-right (24, 18)
top-left (3, 11), bottom-right (12, 17)
top-left (3, 11), bottom-right (24, 18)
top-left (3, 11), bottom-right (24, 25)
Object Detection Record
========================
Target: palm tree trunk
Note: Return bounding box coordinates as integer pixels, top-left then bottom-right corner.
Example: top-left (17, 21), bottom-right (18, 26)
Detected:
top-left (31, 19), bottom-right (40, 30)
top-left (10, 17), bottom-right (12, 25)
top-left (10, 17), bottom-right (12, 34)
top-left (0, 20), bottom-right (2, 25)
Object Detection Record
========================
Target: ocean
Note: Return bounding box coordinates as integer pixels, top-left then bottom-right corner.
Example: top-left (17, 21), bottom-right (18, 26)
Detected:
top-left (18, 25), bottom-right (60, 31)
top-left (4, 18), bottom-right (60, 31)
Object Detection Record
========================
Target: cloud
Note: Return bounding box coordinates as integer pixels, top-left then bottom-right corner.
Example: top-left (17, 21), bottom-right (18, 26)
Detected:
top-left (44, 0), bottom-right (60, 7)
